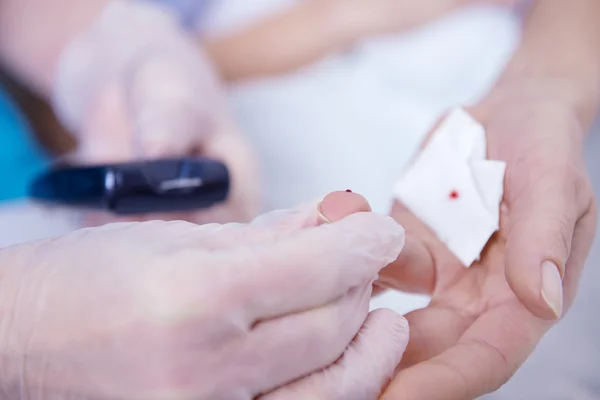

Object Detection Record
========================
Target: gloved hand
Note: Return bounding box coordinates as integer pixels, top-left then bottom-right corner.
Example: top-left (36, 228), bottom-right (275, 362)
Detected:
top-left (52, 0), bottom-right (258, 225)
top-left (0, 191), bottom-right (409, 400)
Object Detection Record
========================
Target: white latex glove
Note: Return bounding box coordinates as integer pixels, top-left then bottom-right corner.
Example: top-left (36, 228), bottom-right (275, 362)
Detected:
top-left (0, 191), bottom-right (409, 400)
top-left (52, 0), bottom-right (258, 225)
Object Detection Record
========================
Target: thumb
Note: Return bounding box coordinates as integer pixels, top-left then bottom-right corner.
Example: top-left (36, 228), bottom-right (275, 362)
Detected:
top-left (504, 172), bottom-right (577, 320)
top-left (194, 190), bottom-right (373, 249)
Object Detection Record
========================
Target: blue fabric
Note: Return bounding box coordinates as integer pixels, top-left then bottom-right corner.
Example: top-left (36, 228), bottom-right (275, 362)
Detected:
top-left (0, 86), bottom-right (51, 202)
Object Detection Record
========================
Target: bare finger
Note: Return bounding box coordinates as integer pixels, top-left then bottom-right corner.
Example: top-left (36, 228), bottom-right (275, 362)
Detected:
top-left (381, 303), bottom-right (550, 400)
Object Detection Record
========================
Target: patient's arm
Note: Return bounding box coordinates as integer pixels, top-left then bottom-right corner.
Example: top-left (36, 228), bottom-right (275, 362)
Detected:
top-left (0, 0), bottom-right (108, 96)
top-left (495, 0), bottom-right (600, 128)
top-left (203, 0), bottom-right (517, 83)
top-left (202, 1), bottom-right (353, 83)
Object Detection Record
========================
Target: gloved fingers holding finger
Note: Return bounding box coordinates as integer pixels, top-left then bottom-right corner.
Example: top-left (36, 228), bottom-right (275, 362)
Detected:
top-left (204, 209), bottom-right (405, 325)
top-left (260, 308), bottom-right (409, 400)
top-left (245, 283), bottom-right (374, 396)
top-left (179, 190), bottom-right (372, 250)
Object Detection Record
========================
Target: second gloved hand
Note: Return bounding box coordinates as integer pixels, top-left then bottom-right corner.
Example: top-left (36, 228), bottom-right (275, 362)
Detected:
top-left (0, 191), bottom-right (409, 399)
top-left (52, 0), bottom-right (258, 225)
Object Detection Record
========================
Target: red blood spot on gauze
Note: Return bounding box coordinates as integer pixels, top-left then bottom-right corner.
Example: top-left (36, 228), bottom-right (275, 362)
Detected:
top-left (449, 190), bottom-right (459, 200)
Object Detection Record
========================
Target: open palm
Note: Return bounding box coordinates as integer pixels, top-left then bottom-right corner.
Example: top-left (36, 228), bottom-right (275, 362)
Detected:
top-left (379, 87), bottom-right (596, 399)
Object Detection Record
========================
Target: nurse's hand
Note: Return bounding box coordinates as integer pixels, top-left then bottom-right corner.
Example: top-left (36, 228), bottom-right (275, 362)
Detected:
top-left (377, 83), bottom-right (596, 399)
top-left (52, 0), bottom-right (258, 226)
top-left (0, 191), bottom-right (409, 400)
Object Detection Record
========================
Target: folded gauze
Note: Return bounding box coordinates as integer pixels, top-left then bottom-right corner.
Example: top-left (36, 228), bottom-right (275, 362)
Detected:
top-left (393, 108), bottom-right (506, 267)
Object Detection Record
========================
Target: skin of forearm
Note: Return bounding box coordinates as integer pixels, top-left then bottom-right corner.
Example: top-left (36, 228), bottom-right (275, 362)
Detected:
top-left (0, 0), bottom-right (108, 97)
top-left (203, 1), bottom-right (354, 83)
top-left (496, 0), bottom-right (600, 128)
top-left (203, 0), bottom-right (502, 83)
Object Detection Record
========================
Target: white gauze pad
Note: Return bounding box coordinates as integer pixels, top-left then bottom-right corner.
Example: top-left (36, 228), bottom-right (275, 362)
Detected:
top-left (393, 107), bottom-right (506, 267)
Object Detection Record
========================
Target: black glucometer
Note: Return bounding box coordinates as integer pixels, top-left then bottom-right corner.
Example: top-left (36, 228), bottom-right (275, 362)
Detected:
top-left (28, 157), bottom-right (230, 215)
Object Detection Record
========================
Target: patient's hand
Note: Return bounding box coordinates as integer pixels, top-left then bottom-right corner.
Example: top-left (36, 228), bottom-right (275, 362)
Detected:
top-left (376, 82), bottom-right (595, 399)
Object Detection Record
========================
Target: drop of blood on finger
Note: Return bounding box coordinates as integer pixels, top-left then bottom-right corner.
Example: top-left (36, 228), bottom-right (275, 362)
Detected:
top-left (345, 189), bottom-right (353, 193)
top-left (449, 190), bottom-right (459, 200)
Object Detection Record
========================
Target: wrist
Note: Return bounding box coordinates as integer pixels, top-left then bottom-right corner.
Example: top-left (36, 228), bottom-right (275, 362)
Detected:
top-left (500, 60), bottom-right (600, 129)
top-left (492, 0), bottom-right (600, 130)
top-left (488, 57), bottom-right (600, 132)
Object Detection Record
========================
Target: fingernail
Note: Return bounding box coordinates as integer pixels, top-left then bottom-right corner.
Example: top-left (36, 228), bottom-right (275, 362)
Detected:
top-left (541, 261), bottom-right (563, 319)
top-left (316, 201), bottom-right (332, 224)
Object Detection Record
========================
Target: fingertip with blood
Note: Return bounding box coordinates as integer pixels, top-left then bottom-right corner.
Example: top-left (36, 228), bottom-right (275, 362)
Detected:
top-left (317, 190), bottom-right (372, 224)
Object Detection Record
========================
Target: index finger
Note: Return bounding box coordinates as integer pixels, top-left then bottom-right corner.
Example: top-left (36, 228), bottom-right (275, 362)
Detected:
top-left (174, 191), bottom-right (373, 249)
top-left (218, 210), bottom-right (406, 324)
top-left (381, 303), bottom-right (551, 400)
